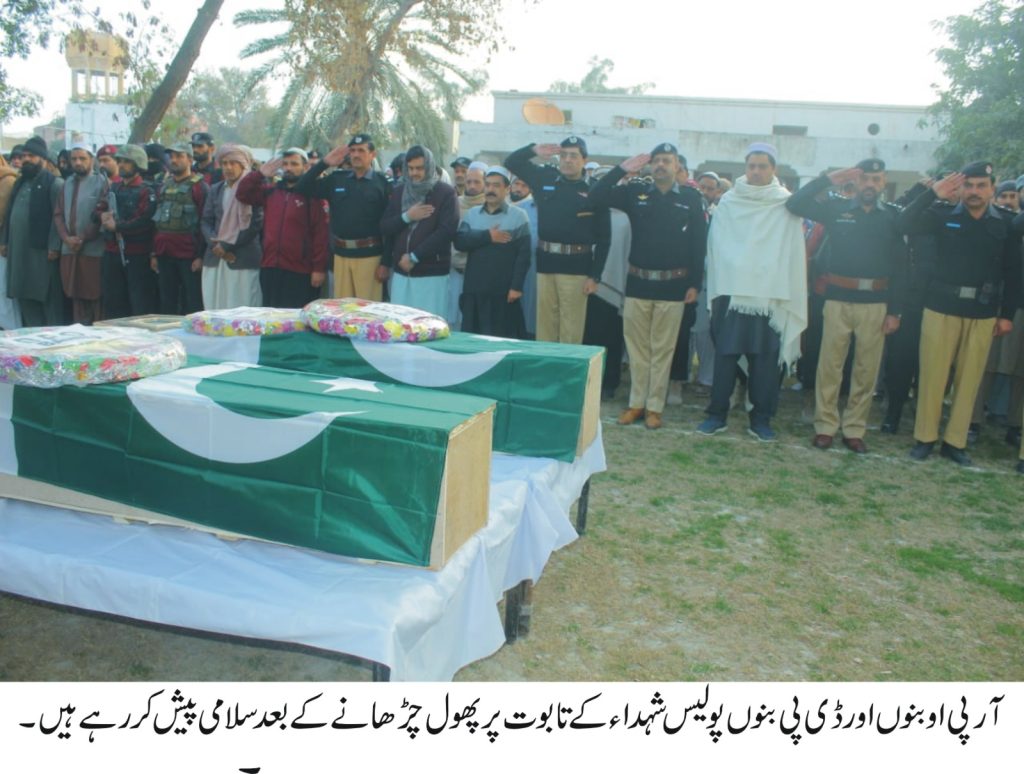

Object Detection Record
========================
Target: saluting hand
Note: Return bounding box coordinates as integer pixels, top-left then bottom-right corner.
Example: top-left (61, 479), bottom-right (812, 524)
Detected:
top-left (324, 146), bottom-right (349, 167)
top-left (260, 157), bottom-right (283, 178)
top-left (619, 153), bottom-right (651, 174)
top-left (533, 143), bottom-right (563, 159)
top-left (827, 167), bottom-right (862, 186)
top-left (932, 172), bottom-right (965, 201)
top-left (489, 227), bottom-right (512, 244)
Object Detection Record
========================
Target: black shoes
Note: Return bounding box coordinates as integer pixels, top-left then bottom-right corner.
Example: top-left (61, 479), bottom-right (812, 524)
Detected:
top-left (940, 442), bottom-right (973, 467)
top-left (909, 441), bottom-right (934, 461)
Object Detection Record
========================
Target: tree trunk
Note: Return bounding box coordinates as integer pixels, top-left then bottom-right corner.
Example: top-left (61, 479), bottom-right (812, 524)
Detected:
top-left (128, 0), bottom-right (225, 143)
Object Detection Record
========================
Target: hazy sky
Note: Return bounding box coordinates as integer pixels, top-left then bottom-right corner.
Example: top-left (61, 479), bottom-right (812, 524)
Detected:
top-left (2, 0), bottom-right (985, 135)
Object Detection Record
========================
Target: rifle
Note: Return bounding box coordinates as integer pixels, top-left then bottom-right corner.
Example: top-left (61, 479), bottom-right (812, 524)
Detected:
top-left (106, 188), bottom-right (127, 267)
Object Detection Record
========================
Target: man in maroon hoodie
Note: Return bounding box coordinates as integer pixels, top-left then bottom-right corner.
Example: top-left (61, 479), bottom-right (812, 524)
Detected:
top-left (236, 148), bottom-right (329, 308)
top-left (378, 145), bottom-right (458, 317)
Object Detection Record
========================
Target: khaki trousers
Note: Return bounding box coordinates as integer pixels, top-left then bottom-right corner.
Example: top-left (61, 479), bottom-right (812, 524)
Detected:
top-left (536, 272), bottom-right (588, 344)
top-left (914, 309), bottom-right (995, 449)
top-left (624, 296), bottom-right (685, 414)
top-left (333, 254), bottom-right (382, 301)
top-left (814, 300), bottom-right (887, 439)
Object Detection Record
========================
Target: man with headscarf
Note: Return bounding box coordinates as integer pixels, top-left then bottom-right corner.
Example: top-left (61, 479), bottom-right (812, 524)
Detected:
top-left (378, 145), bottom-right (458, 318)
top-left (152, 144), bottom-right (208, 314)
top-left (200, 144), bottom-right (264, 309)
top-left (236, 147), bottom-right (329, 308)
top-left (446, 160), bottom-right (487, 329)
top-left (699, 142), bottom-right (807, 441)
top-left (0, 135), bottom-right (65, 326)
top-left (54, 143), bottom-right (109, 323)
top-left (97, 144), bottom-right (158, 319)
top-left (454, 166), bottom-right (531, 337)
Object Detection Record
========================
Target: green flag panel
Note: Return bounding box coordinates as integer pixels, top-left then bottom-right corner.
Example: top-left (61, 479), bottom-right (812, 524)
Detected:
top-left (1, 359), bottom-right (495, 568)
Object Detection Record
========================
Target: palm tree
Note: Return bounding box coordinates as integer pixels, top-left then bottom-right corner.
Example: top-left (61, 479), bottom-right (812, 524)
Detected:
top-left (234, 0), bottom-right (499, 156)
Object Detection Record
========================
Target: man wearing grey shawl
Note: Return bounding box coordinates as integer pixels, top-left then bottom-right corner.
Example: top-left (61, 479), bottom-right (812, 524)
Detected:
top-left (379, 145), bottom-right (459, 318)
top-left (200, 144), bottom-right (264, 308)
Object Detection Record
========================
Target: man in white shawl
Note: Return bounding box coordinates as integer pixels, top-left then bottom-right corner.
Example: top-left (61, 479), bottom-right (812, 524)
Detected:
top-left (699, 143), bottom-right (807, 441)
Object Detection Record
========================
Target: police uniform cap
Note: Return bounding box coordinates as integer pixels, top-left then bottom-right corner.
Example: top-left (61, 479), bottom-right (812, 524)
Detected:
top-left (190, 132), bottom-right (214, 146)
top-left (961, 160), bottom-right (994, 178)
top-left (996, 180), bottom-right (1017, 195)
top-left (348, 134), bottom-right (373, 147)
top-left (1016, 175), bottom-right (1024, 192)
top-left (650, 142), bottom-right (679, 159)
top-left (114, 144), bottom-right (148, 170)
top-left (450, 156), bottom-right (472, 169)
top-left (168, 142), bottom-right (193, 157)
top-left (560, 136), bottom-right (588, 156)
top-left (856, 158), bottom-right (885, 173)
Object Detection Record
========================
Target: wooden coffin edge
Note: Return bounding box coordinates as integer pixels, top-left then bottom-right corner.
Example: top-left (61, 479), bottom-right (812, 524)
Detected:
top-left (576, 350), bottom-right (604, 458)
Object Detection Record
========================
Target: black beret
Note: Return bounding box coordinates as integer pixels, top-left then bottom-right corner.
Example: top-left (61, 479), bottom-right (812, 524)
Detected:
top-left (962, 160), bottom-right (994, 178)
top-left (856, 158), bottom-right (885, 173)
top-left (650, 142), bottom-right (679, 159)
top-left (190, 132), bottom-right (214, 145)
top-left (450, 156), bottom-right (471, 169)
top-left (561, 136), bottom-right (588, 156)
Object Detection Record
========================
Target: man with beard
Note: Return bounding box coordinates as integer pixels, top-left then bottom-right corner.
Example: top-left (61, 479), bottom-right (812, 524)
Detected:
top-left (152, 143), bottom-right (208, 314)
top-left (97, 143), bottom-right (159, 318)
top-left (96, 145), bottom-right (120, 182)
top-left (454, 166), bottom-right (531, 338)
top-left (510, 174), bottom-right (539, 337)
top-left (786, 158), bottom-right (905, 454)
top-left (237, 147), bottom-right (329, 308)
top-left (0, 135), bottom-right (65, 326)
top-left (505, 136), bottom-right (610, 344)
top-left (447, 160), bottom-right (487, 328)
top-left (190, 132), bottom-right (221, 186)
top-left (450, 156), bottom-right (471, 196)
top-left (589, 143), bottom-right (707, 430)
top-left (900, 163), bottom-right (1022, 466)
top-left (379, 145), bottom-right (458, 317)
top-left (54, 144), bottom-right (109, 323)
top-left (296, 133), bottom-right (391, 301)
top-left (699, 142), bottom-right (807, 441)
top-left (201, 144), bottom-right (264, 309)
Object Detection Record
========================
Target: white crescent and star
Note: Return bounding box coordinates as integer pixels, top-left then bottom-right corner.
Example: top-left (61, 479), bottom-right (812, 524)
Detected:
top-left (350, 338), bottom-right (515, 387)
top-left (126, 362), bottom-right (369, 464)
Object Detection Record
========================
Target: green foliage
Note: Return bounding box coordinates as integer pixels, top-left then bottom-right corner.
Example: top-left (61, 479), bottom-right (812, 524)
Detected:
top-left (929, 0), bottom-right (1024, 177)
top-left (549, 56), bottom-right (654, 95)
top-left (172, 67), bottom-right (278, 147)
top-left (234, 0), bottom-right (499, 155)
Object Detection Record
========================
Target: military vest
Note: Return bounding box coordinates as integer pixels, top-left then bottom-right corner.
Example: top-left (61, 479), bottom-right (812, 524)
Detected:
top-left (154, 174), bottom-right (202, 233)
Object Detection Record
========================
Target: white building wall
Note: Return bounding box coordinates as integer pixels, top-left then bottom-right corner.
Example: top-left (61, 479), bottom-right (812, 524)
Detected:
top-left (64, 102), bottom-right (131, 150)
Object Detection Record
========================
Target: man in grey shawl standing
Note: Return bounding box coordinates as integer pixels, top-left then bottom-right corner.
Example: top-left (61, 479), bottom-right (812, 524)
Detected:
top-left (378, 145), bottom-right (458, 318)
top-left (55, 144), bottom-right (108, 323)
top-left (698, 142), bottom-right (807, 441)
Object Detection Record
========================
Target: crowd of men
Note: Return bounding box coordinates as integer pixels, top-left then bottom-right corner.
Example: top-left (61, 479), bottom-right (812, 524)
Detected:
top-left (1, 130), bottom-right (1023, 472)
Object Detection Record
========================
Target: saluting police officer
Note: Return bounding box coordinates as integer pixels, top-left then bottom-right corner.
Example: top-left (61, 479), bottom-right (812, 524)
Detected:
top-left (898, 161), bottom-right (1023, 466)
top-left (786, 158), bottom-right (905, 454)
top-left (505, 137), bottom-right (610, 343)
top-left (295, 133), bottom-right (392, 301)
top-left (589, 143), bottom-right (707, 430)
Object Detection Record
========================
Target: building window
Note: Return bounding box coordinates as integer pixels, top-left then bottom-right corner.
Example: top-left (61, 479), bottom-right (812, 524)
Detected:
top-left (772, 125), bottom-right (807, 136)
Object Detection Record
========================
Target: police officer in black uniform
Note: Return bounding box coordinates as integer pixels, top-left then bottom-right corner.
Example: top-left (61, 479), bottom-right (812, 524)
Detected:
top-left (295, 133), bottom-right (392, 301)
top-left (589, 143), bottom-right (707, 429)
top-left (505, 136), bottom-right (610, 343)
top-left (785, 158), bottom-right (906, 453)
top-left (898, 161), bottom-right (1023, 466)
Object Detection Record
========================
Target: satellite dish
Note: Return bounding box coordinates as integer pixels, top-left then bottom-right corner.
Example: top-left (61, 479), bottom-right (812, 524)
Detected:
top-left (523, 98), bottom-right (565, 126)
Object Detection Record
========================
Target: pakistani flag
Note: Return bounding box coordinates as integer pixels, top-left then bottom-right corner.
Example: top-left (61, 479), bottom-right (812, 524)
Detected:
top-left (176, 330), bottom-right (603, 462)
top-left (0, 358), bottom-right (495, 567)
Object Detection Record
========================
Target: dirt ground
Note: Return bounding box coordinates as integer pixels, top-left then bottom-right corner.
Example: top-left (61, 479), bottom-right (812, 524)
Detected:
top-left (1, 379), bottom-right (1022, 682)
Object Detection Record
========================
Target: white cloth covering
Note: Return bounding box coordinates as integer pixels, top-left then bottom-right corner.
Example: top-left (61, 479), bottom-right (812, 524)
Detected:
top-left (0, 429), bottom-right (604, 681)
top-left (706, 175), bottom-right (807, 366)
